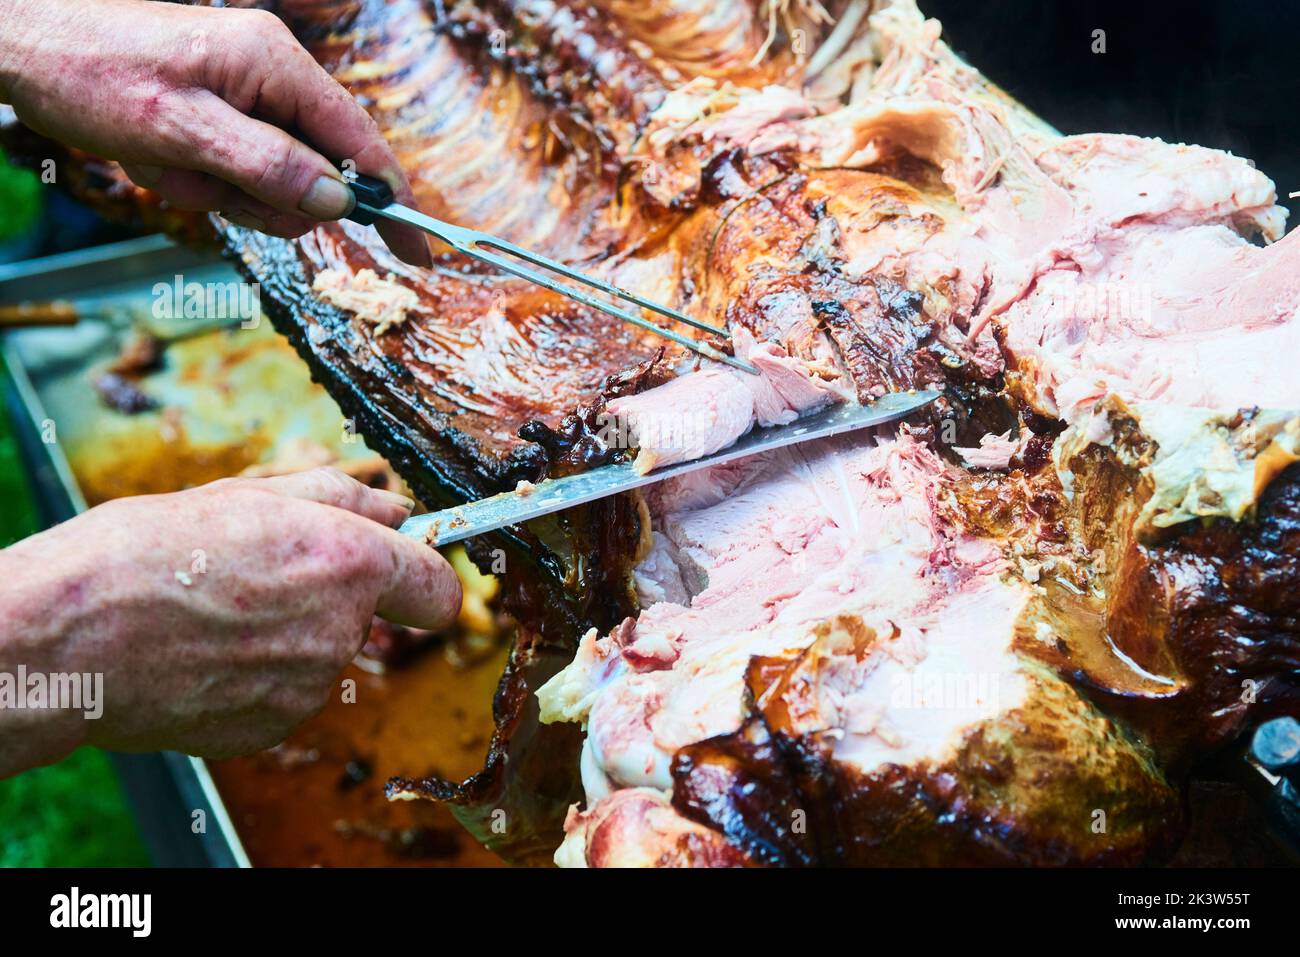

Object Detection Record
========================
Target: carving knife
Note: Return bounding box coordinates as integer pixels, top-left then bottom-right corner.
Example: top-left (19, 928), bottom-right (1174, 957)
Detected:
top-left (399, 390), bottom-right (941, 548)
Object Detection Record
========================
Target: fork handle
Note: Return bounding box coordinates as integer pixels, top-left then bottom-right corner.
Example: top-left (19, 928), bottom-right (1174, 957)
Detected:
top-left (343, 172), bottom-right (394, 226)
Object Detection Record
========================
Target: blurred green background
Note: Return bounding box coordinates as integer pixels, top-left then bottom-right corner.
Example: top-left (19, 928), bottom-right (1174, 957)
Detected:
top-left (0, 147), bottom-right (151, 866)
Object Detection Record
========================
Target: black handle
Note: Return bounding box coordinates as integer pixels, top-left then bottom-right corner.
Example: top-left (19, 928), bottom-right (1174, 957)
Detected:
top-left (342, 172), bottom-right (394, 226)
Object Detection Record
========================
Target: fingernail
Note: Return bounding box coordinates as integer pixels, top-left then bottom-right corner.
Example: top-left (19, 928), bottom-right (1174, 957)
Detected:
top-left (130, 164), bottom-right (163, 186)
top-left (299, 175), bottom-right (355, 220)
top-left (374, 488), bottom-right (415, 512)
top-left (222, 209), bottom-right (266, 232)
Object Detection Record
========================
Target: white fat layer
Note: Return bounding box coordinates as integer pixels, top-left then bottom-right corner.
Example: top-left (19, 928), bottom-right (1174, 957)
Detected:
top-left (552, 827), bottom-right (589, 869)
top-left (536, 628), bottom-right (604, 726)
top-left (1058, 401), bottom-right (1300, 530)
top-left (1137, 404), bottom-right (1300, 529)
top-left (824, 583), bottom-right (1029, 770)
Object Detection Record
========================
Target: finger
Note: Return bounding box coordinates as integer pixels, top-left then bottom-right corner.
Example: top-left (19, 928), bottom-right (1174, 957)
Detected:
top-left (215, 201), bottom-right (319, 240)
top-left (251, 467), bottom-right (415, 528)
top-left (121, 164), bottom-right (315, 237)
top-left (370, 528), bottom-right (464, 631)
top-left (180, 103), bottom-right (429, 264)
top-left (197, 16), bottom-right (432, 267)
top-left (171, 93), bottom-right (356, 222)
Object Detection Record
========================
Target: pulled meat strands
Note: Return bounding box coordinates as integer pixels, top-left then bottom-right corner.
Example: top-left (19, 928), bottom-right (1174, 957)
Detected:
top-left (313, 268), bottom-right (419, 337)
top-left (954, 429), bottom-right (1021, 470)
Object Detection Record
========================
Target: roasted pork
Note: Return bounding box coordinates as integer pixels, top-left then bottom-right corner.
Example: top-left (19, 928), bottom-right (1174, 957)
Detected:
top-left (15, 0), bottom-right (1295, 865)
top-left (247, 0), bottom-right (1297, 866)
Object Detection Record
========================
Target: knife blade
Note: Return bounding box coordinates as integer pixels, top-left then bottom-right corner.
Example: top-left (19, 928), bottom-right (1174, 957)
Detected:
top-left (399, 390), bottom-right (941, 548)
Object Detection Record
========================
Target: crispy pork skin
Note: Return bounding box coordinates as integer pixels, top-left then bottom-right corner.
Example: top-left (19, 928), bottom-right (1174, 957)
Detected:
top-left (22, 0), bottom-right (1288, 864)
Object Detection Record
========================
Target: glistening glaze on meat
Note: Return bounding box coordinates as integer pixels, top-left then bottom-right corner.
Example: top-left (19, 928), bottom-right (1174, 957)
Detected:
top-left (32, 0), bottom-right (1292, 865)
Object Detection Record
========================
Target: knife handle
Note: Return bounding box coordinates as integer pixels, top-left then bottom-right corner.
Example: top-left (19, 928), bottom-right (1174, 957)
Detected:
top-left (342, 172), bottom-right (393, 226)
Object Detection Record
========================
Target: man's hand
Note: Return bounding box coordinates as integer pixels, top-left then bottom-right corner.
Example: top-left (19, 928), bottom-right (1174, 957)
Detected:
top-left (0, 0), bottom-right (432, 265)
top-left (0, 469), bottom-right (461, 776)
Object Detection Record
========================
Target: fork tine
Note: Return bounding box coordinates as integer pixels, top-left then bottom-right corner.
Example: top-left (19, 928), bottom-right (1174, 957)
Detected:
top-left (471, 234), bottom-right (730, 338)
top-left (466, 246), bottom-right (759, 374)
top-left (352, 197), bottom-right (752, 369)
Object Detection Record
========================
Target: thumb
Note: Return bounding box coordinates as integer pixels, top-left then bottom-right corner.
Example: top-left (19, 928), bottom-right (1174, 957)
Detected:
top-left (180, 95), bottom-right (354, 221)
top-left (371, 526), bottom-right (464, 631)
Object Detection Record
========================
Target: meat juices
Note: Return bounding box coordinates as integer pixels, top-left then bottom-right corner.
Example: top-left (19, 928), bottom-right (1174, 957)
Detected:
top-left (201, 0), bottom-right (1299, 865)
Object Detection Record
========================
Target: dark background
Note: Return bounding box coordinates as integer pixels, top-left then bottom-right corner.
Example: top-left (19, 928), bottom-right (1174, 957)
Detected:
top-left (926, 0), bottom-right (1300, 220)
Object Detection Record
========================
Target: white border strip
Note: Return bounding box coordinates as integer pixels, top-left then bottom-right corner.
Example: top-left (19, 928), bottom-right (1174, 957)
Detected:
top-left (188, 756), bottom-right (253, 868)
